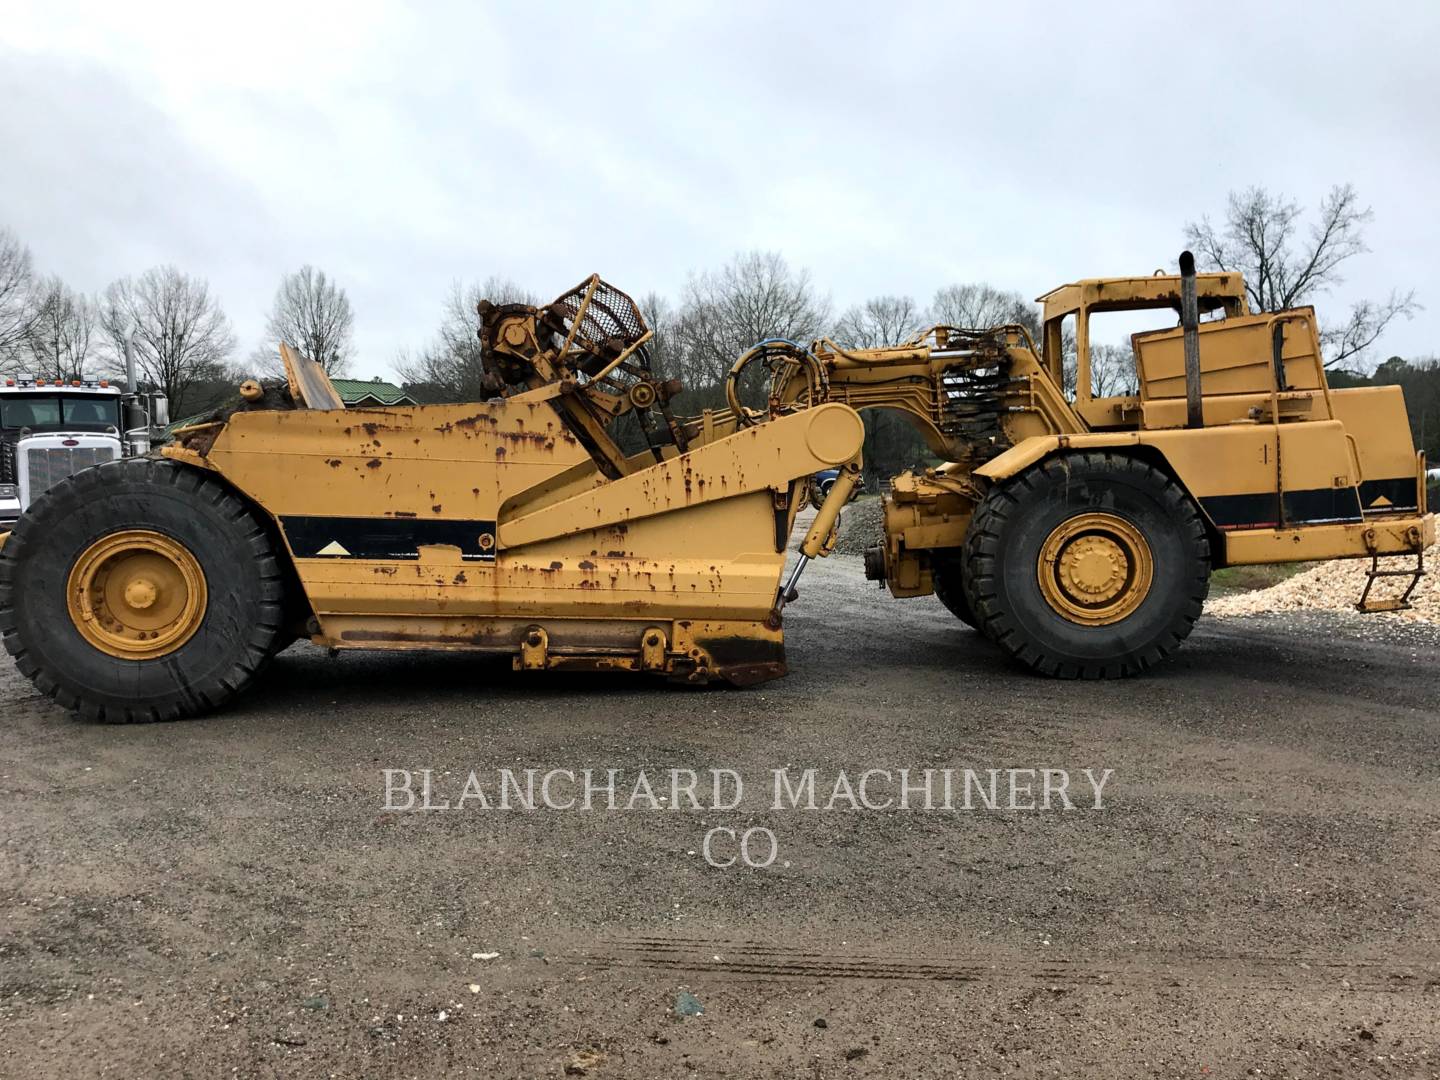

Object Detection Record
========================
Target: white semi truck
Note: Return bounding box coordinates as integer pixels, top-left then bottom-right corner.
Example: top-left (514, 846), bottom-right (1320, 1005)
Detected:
top-left (0, 373), bottom-right (168, 527)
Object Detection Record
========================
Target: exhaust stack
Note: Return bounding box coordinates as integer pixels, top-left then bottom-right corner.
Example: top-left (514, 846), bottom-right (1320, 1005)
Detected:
top-left (1179, 250), bottom-right (1203, 429)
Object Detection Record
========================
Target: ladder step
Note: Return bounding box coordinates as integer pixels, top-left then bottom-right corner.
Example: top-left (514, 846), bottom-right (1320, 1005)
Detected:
top-left (1355, 549), bottom-right (1426, 614)
top-left (1358, 596), bottom-right (1412, 614)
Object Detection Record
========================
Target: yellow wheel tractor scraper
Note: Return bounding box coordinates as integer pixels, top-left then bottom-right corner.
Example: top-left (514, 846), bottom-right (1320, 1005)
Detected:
top-left (0, 257), bottom-right (1432, 720)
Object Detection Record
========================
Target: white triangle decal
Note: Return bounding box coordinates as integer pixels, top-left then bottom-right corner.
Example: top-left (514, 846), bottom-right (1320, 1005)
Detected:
top-left (1367, 495), bottom-right (1394, 508)
top-left (317, 540), bottom-right (351, 556)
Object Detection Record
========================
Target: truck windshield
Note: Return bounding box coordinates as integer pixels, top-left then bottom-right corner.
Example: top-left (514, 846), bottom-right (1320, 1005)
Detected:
top-left (0, 395), bottom-right (121, 431)
top-left (62, 398), bottom-right (121, 427)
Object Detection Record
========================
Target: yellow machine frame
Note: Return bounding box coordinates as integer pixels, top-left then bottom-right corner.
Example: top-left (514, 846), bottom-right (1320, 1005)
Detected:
top-left (0, 260), bottom-right (1429, 720)
top-left (167, 261), bottom-right (1431, 677)
top-left (750, 266), bottom-right (1433, 601)
top-left (161, 277), bottom-right (867, 684)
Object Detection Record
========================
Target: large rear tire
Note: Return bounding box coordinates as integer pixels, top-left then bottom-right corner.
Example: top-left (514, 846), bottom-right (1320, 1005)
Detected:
top-left (0, 458), bottom-right (286, 721)
top-left (931, 556), bottom-right (978, 629)
top-left (962, 452), bottom-right (1210, 678)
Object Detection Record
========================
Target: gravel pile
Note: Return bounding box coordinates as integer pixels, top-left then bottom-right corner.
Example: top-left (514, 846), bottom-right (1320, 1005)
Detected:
top-left (833, 497), bottom-right (885, 556)
top-left (1207, 543), bottom-right (1437, 623)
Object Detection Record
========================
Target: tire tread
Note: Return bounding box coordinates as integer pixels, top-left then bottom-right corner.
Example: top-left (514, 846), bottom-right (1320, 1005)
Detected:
top-left (961, 451), bottom-right (1210, 679)
top-left (0, 458), bottom-right (286, 722)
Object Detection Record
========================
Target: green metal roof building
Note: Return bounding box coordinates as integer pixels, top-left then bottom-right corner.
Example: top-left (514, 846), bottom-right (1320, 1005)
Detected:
top-left (329, 378), bottom-right (417, 407)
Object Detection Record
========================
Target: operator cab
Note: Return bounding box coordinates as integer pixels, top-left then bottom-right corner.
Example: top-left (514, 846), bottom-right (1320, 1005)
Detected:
top-left (1037, 272), bottom-right (1248, 430)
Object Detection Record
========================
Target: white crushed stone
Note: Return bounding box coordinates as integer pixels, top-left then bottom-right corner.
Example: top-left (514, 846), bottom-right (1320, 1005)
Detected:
top-left (1207, 543), bottom-right (1436, 623)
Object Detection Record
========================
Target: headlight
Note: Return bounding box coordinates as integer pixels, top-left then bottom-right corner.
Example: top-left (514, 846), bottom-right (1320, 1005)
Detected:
top-left (0, 484), bottom-right (16, 500)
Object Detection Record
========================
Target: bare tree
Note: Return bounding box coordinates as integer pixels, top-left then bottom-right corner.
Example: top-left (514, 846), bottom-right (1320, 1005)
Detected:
top-left (99, 267), bottom-right (236, 413)
top-left (635, 290), bottom-right (679, 378)
top-left (0, 228), bottom-right (40, 366)
top-left (1322, 294), bottom-right (1419, 370)
top-left (929, 283), bottom-right (1039, 338)
top-left (25, 277), bottom-right (96, 381)
top-left (1089, 343), bottom-right (1139, 397)
top-left (1184, 184), bottom-right (1418, 367)
top-left (834, 295), bottom-right (930, 484)
top-left (673, 251), bottom-right (831, 396)
top-left (834, 295), bottom-right (926, 349)
top-left (256, 265), bottom-right (355, 376)
top-left (396, 277), bottom-right (535, 402)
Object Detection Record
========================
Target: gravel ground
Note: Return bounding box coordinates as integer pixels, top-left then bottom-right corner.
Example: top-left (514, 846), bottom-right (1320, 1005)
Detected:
top-left (3, 554), bottom-right (1440, 1078)
top-left (1209, 544), bottom-right (1436, 622)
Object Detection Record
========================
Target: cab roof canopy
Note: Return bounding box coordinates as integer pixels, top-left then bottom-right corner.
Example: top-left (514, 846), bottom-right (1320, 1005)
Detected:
top-left (1038, 272), bottom-right (1248, 323)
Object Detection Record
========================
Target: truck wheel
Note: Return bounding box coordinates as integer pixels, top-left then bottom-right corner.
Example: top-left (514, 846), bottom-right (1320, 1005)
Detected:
top-left (961, 452), bottom-right (1209, 678)
top-left (931, 557), bottom-right (978, 629)
top-left (0, 458), bottom-right (285, 721)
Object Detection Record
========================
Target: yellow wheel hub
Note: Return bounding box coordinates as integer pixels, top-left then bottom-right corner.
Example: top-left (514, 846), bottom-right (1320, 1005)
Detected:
top-left (66, 530), bottom-right (208, 659)
top-left (1037, 512), bottom-right (1153, 626)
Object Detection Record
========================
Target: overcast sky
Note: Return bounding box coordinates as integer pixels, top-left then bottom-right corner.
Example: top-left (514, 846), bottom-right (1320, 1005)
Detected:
top-left (2, 1), bottom-right (1436, 382)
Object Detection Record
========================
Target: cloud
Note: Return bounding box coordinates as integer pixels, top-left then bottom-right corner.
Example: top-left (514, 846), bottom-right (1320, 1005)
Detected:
top-left (1, 0), bottom-right (1435, 381)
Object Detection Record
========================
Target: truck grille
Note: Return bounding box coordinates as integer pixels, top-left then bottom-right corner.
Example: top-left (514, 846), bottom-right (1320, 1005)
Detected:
top-left (23, 445), bottom-right (118, 493)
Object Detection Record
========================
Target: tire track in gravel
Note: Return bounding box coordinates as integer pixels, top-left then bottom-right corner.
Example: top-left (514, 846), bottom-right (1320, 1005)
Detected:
top-left (564, 935), bottom-right (1439, 993)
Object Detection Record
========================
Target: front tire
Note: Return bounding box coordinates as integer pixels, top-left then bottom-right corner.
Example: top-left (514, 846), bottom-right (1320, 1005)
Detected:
top-left (962, 452), bottom-right (1209, 678)
top-left (0, 458), bottom-right (286, 721)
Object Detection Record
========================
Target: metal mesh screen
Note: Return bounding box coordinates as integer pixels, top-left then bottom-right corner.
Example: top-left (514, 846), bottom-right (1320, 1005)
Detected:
top-left (546, 278), bottom-right (649, 357)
